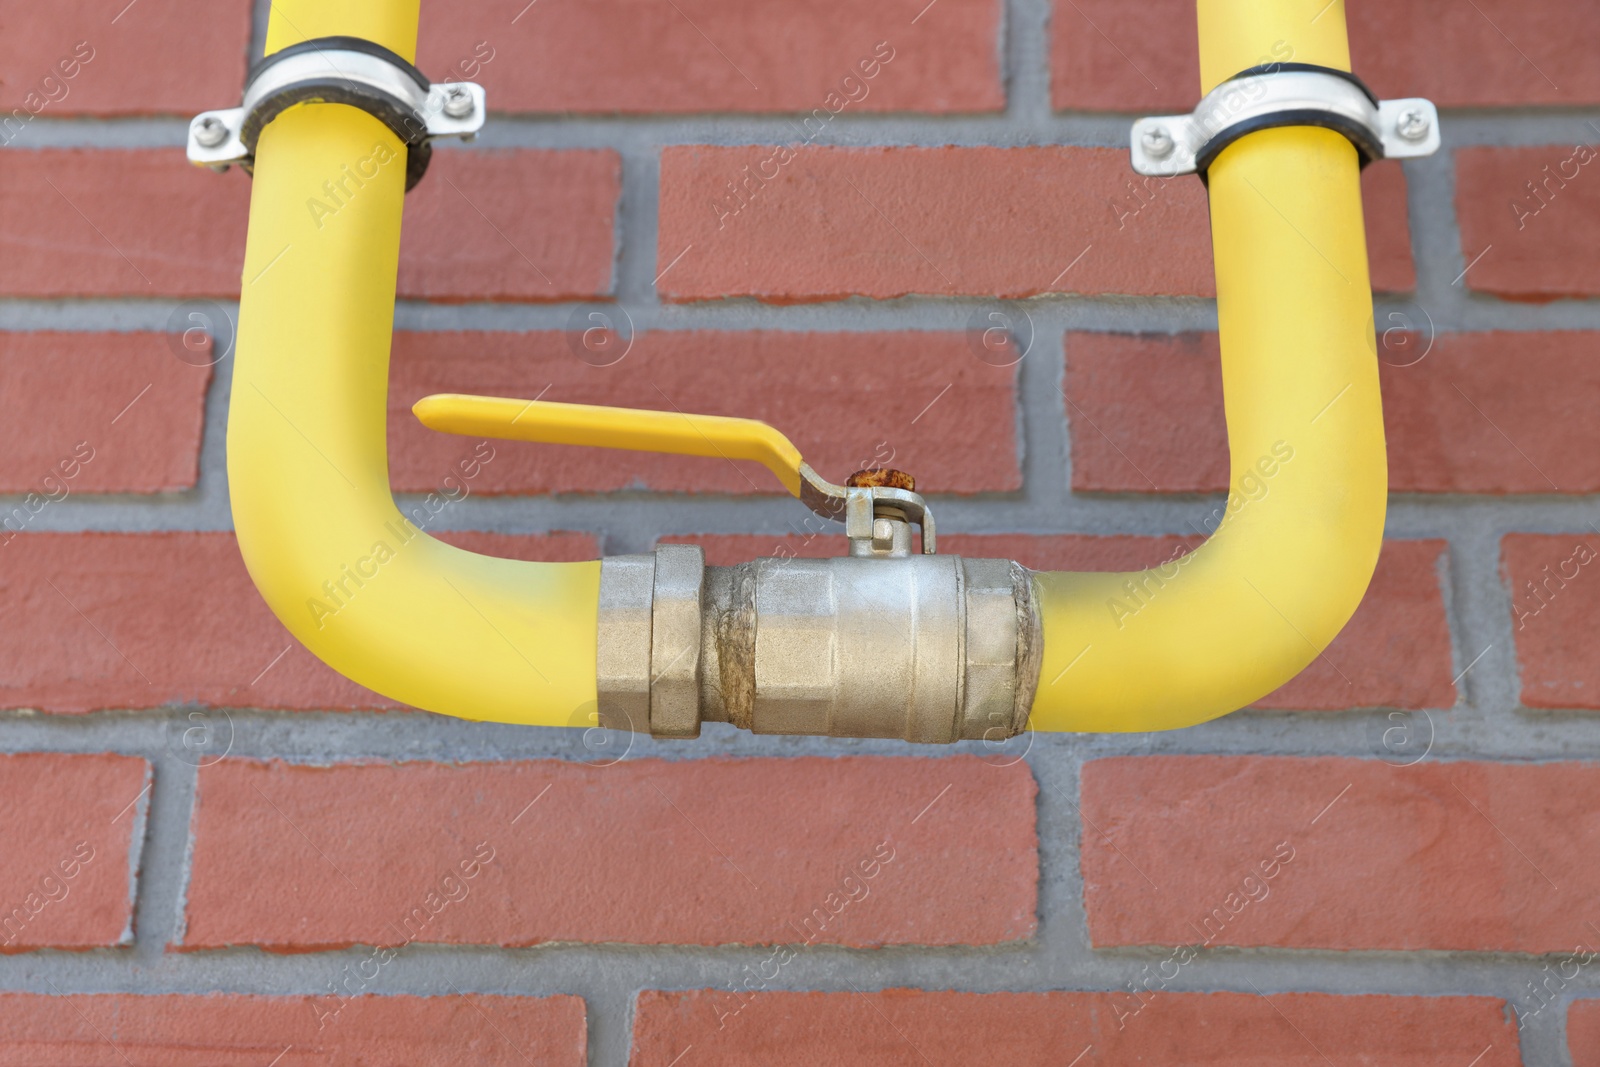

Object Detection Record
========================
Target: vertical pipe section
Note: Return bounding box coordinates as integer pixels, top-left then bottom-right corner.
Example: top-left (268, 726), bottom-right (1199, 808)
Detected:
top-left (1028, 0), bottom-right (1386, 732)
top-left (229, 0), bottom-right (601, 725)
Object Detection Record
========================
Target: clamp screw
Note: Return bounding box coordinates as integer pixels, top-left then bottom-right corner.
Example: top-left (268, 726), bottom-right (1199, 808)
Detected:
top-left (194, 116), bottom-right (229, 148)
top-left (1141, 124), bottom-right (1175, 159)
top-left (1395, 108), bottom-right (1431, 142)
top-left (441, 85), bottom-right (475, 119)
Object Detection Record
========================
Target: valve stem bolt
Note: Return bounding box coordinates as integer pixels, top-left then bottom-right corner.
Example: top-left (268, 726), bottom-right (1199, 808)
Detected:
top-left (442, 85), bottom-right (475, 119)
top-left (1395, 108), bottom-right (1431, 141)
top-left (1141, 125), bottom-right (1175, 158)
top-left (846, 469), bottom-right (916, 491)
top-left (194, 116), bottom-right (229, 148)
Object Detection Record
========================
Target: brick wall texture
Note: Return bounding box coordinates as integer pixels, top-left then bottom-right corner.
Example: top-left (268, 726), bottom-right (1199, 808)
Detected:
top-left (1, 1), bottom-right (1598, 1064)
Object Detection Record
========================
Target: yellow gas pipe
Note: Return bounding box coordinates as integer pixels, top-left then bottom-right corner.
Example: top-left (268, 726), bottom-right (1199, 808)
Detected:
top-left (230, 0), bottom-right (1384, 732)
top-left (231, 1), bottom-right (600, 725)
top-left (1030, 2), bottom-right (1385, 731)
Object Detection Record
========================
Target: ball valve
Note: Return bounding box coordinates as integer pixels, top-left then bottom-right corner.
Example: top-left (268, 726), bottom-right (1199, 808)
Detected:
top-left (413, 394), bottom-right (1041, 742)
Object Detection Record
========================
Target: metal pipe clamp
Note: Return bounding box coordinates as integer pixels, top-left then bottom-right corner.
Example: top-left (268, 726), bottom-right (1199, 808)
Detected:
top-left (1130, 63), bottom-right (1440, 178)
top-left (186, 35), bottom-right (485, 190)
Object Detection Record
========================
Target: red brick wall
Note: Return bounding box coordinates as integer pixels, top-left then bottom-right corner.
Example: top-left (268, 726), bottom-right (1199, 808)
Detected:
top-left (2, 1), bottom-right (1598, 1063)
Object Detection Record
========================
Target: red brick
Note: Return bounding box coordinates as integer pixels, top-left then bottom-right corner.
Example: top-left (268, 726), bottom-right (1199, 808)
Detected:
top-left (1455, 146), bottom-right (1600, 301)
top-left (658, 147), bottom-right (1412, 301)
top-left (390, 331), bottom-right (1018, 494)
top-left (182, 756), bottom-right (1037, 949)
top-left (0, 1), bottom-right (251, 119)
top-left (1502, 533), bottom-right (1600, 709)
top-left (1360, 161), bottom-right (1415, 292)
top-left (1051, 0), bottom-right (1201, 112)
top-left (0, 149), bottom-right (617, 300)
top-left (0, 332), bottom-right (209, 494)
top-left (1066, 330), bottom-right (1600, 494)
top-left (667, 535), bottom-right (1454, 711)
top-left (0, 531), bottom-right (597, 713)
top-left (1066, 332), bottom-right (1227, 493)
top-left (1376, 331), bottom-right (1600, 492)
top-left (1081, 755), bottom-right (1600, 953)
top-left (0, 149), bottom-right (248, 298)
top-left (0, 753), bottom-right (146, 952)
top-left (630, 989), bottom-right (1518, 1066)
top-left (1053, 0), bottom-right (1600, 111)
top-left (418, 0), bottom-right (1001, 114)
top-left (397, 149), bottom-right (619, 302)
top-left (1574, 1002), bottom-right (1600, 1067)
top-left (0, 993), bottom-right (585, 1065)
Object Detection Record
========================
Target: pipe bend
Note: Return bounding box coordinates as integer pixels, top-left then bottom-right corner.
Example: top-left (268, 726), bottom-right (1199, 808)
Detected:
top-left (230, 3), bottom-right (598, 726)
top-left (1029, 3), bottom-right (1386, 732)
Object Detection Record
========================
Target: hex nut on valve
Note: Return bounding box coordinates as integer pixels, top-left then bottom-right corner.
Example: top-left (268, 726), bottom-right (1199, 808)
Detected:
top-left (595, 554), bottom-right (654, 734)
top-left (648, 544), bottom-right (704, 739)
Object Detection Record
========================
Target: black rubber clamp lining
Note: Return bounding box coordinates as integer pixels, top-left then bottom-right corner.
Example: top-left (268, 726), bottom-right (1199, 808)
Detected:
top-left (239, 36), bottom-right (434, 191)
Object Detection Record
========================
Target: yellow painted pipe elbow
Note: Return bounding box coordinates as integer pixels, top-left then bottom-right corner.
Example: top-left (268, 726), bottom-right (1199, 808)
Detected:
top-left (227, 0), bottom-right (1386, 734)
top-left (1029, 0), bottom-right (1386, 732)
top-left (230, 0), bottom-right (599, 726)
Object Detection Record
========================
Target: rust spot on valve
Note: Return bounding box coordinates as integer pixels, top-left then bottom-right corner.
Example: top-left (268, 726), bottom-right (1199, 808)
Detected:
top-left (846, 468), bottom-right (916, 491)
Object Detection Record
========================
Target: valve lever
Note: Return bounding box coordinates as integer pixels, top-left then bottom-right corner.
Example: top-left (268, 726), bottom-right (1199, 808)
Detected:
top-left (412, 392), bottom-right (936, 554)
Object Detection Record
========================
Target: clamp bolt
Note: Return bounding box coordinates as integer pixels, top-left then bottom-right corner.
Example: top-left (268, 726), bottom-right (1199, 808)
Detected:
top-left (1395, 107), bottom-right (1431, 142)
top-left (194, 116), bottom-right (230, 148)
top-left (441, 85), bottom-right (475, 119)
top-left (1141, 125), bottom-right (1175, 159)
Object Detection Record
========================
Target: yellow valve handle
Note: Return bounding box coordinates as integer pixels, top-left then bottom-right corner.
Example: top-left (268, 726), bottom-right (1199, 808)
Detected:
top-left (413, 393), bottom-right (806, 498)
